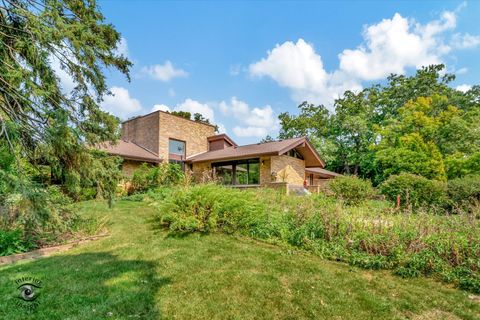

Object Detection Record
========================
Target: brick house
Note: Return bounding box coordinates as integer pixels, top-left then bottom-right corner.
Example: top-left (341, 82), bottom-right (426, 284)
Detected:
top-left (97, 110), bottom-right (339, 190)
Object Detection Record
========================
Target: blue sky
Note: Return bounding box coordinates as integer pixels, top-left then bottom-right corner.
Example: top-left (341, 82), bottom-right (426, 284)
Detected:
top-left (95, 0), bottom-right (480, 145)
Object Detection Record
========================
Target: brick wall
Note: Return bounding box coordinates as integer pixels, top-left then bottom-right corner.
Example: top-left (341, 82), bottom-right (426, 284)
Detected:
top-left (270, 155), bottom-right (305, 185)
top-left (121, 112), bottom-right (160, 155)
top-left (158, 112), bottom-right (216, 161)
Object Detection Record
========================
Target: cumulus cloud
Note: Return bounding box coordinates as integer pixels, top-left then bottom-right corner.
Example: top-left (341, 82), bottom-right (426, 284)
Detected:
top-left (233, 126), bottom-right (268, 138)
top-left (456, 84), bottom-right (472, 93)
top-left (142, 61), bottom-right (188, 82)
top-left (115, 37), bottom-right (129, 57)
top-left (50, 55), bottom-right (76, 94)
top-left (217, 123), bottom-right (227, 134)
top-left (219, 97), bottom-right (278, 138)
top-left (451, 33), bottom-right (480, 49)
top-left (339, 12), bottom-right (455, 80)
top-left (249, 7), bottom-right (477, 107)
top-left (151, 104), bottom-right (171, 112)
top-left (101, 87), bottom-right (142, 119)
top-left (249, 39), bottom-right (361, 106)
top-left (174, 98), bottom-right (215, 122)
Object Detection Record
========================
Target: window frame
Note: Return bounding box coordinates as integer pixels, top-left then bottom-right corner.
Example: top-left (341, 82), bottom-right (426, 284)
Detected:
top-left (168, 138), bottom-right (186, 159)
top-left (212, 158), bottom-right (260, 186)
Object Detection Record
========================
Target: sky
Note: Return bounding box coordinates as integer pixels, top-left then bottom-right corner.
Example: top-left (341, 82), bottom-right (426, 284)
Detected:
top-left (93, 0), bottom-right (480, 145)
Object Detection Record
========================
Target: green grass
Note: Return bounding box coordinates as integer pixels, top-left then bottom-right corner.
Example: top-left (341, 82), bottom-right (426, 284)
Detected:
top-left (0, 200), bottom-right (478, 319)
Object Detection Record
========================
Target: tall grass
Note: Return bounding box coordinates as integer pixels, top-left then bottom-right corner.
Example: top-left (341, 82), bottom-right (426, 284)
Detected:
top-left (152, 184), bottom-right (480, 293)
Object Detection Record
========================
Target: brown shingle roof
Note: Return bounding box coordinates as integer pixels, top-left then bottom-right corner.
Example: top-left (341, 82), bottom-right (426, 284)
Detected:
top-left (186, 137), bottom-right (325, 167)
top-left (305, 167), bottom-right (342, 178)
top-left (207, 133), bottom-right (238, 147)
top-left (96, 140), bottom-right (162, 163)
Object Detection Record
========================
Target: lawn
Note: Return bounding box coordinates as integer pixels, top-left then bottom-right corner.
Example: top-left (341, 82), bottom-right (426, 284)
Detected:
top-left (0, 200), bottom-right (478, 320)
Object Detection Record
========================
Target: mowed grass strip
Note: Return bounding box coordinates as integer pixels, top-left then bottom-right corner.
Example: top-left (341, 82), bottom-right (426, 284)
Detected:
top-left (0, 200), bottom-right (478, 320)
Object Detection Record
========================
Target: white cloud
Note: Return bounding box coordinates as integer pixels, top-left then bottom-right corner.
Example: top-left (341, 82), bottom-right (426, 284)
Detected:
top-left (101, 86), bottom-right (142, 119)
top-left (451, 33), bottom-right (480, 49)
top-left (339, 12), bottom-right (455, 81)
top-left (115, 37), bottom-right (129, 57)
top-left (174, 98), bottom-right (215, 122)
top-left (229, 64), bottom-right (242, 76)
top-left (51, 56), bottom-right (76, 93)
top-left (217, 123), bottom-right (227, 134)
top-left (233, 126), bottom-right (268, 138)
top-left (142, 61), bottom-right (188, 82)
top-left (249, 39), bottom-right (361, 106)
top-left (219, 97), bottom-right (278, 138)
top-left (151, 104), bottom-right (171, 112)
top-left (249, 7), bottom-right (477, 107)
top-left (456, 67), bottom-right (468, 75)
top-left (456, 84), bottom-right (472, 92)
top-left (250, 39), bottom-right (329, 92)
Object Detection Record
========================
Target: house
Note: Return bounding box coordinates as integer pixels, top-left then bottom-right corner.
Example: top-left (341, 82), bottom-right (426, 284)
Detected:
top-left (97, 110), bottom-right (339, 190)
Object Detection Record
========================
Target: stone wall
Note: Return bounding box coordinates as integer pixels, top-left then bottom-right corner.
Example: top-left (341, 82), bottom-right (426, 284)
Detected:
top-left (259, 156), bottom-right (271, 186)
top-left (191, 161), bottom-right (213, 183)
top-left (121, 112), bottom-right (160, 155)
top-left (271, 155), bottom-right (305, 185)
top-left (122, 160), bottom-right (143, 177)
top-left (158, 112), bottom-right (216, 161)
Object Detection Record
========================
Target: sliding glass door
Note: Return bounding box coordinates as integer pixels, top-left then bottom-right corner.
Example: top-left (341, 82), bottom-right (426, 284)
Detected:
top-left (212, 158), bottom-right (260, 185)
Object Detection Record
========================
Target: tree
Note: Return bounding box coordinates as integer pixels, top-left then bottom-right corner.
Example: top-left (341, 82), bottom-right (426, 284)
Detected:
top-left (0, 1), bottom-right (131, 234)
top-left (171, 111), bottom-right (191, 119)
top-left (277, 65), bottom-right (480, 183)
top-left (260, 135), bottom-right (275, 143)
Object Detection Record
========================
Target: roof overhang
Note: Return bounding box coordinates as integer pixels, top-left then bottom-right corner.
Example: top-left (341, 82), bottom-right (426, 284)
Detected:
top-left (305, 167), bottom-right (342, 178)
top-left (279, 137), bottom-right (325, 168)
top-left (185, 151), bottom-right (278, 164)
top-left (207, 133), bottom-right (238, 147)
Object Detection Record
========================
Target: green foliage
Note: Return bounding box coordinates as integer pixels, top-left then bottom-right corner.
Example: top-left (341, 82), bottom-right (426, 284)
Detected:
top-left (0, 229), bottom-right (33, 256)
top-left (379, 173), bottom-right (447, 210)
top-left (278, 65), bottom-right (480, 183)
top-left (329, 176), bottom-right (375, 205)
top-left (0, 1), bottom-right (129, 249)
top-left (170, 111), bottom-right (192, 119)
top-left (130, 163), bottom-right (184, 194)
top-left (153, 185), bottom-right (480, 293)
top-left (445, 152), bottom-right (480, 179)
top-left (447, 175), bottom-right (480, 213)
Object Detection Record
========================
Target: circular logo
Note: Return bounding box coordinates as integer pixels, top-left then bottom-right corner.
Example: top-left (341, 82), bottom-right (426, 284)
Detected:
top-left (14, 277), bottom-right (42, 311)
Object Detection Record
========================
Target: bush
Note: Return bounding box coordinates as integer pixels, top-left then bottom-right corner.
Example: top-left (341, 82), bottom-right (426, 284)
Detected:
top-left (152, 184), bottom-right (480, 293)
top-left (0, 229), bottom-right (33, 256)
top-left (130, 163), bottom-right (184, 194)
top-left (328, 176), bottom-right (374, 205)
top-left (379, 173), bottom-right (447, 210)
top-left (447, 174), bottom-right (480, 213)
top-left (156, 184), bottom-right (269, 234)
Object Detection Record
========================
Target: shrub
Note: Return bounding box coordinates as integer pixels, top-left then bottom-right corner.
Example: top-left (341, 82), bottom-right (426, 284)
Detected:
top-left (152, 184), bottom-right (480, 293)
top-left (130, 163), bottom-right (184, 194)
top-left (447, 174), bottom-right (480, 213)
top-left (328, 176), bottom-right (375, 205)
top-left (0, 229), bottom-right (33, 256)
top-left (379, 173), bottom-right (447, 210)
top-left (156, 184), bottom-right (269, 234)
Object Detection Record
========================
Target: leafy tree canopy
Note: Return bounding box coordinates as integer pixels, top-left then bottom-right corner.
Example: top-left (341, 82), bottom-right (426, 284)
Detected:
top-left (0, 0), bottom-right (130, 234)
top-left (278, 65), bottom-right (480, 183)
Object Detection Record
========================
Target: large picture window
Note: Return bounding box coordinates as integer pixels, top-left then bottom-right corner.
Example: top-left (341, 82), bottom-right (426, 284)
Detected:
top-left (212, 158), bottom-right (260, 185)
top-left (169, 138), bottom-right (186, 170)
top-left (169, 139), bottom-right (186, 157)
